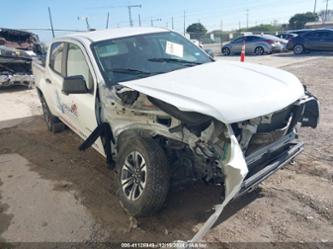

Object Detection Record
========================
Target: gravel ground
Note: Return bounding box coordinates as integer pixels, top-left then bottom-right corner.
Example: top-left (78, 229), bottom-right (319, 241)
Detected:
top-left (0, 55), bottom-right (332, 246)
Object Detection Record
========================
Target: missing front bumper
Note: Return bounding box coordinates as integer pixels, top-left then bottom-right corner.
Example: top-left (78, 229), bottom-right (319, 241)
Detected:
top-left (238, 139), bottom-right (304, 196)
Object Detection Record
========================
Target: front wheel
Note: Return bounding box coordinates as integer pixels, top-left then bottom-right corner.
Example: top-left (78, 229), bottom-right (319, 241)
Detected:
top-left (222, 47), bottom-right (231, 56)
top-left (116, 135), bottom-right (170, 217)
top-left (293, 44), bottom-right (304, 55)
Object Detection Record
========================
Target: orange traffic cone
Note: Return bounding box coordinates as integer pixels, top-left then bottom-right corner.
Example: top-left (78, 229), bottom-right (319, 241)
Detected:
top-left (240, 42), bottom-right (246, 62)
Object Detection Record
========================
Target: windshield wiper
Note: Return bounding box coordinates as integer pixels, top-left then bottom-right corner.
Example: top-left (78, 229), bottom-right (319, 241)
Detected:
top-left (108, 68), bottom-right (156, 76)
top-left (148, 57), bottom-right (202, 66)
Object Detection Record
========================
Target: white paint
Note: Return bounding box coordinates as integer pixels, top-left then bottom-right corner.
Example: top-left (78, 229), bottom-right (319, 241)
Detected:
top-left (190, 130), bottom-right (248, 242)
top-left (121, 60), bottom-right (305, 124)
top-left (63, 27), bottom-right (168, 43)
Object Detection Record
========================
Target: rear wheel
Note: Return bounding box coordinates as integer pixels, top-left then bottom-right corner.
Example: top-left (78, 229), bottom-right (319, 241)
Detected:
top-left (40, 95), bottom-right (65, 133)
top-left (222, 47), bottom-right (231, 56)
top-left (116, 135), bottom-right (170, 217)
top-left (293, 44), bottom-right (304, 55)
top-left (254, 46), bottom-right (265, 55)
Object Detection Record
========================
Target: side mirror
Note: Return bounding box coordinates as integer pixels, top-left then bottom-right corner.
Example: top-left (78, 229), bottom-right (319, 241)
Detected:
top-left (62, 75), bottom-right (88, 95)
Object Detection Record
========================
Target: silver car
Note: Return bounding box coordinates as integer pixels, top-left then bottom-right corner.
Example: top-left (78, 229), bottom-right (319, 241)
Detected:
top-left (222, 35), bottom-right (284, 56)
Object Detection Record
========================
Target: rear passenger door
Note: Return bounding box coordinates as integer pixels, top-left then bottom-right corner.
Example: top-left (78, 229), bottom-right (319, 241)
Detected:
top-left (47, 42), bottom-right (66, 116)
top-left (318, 31), bottom-right (333, 51)
top-left (244, 36), bottom-right (259, 53)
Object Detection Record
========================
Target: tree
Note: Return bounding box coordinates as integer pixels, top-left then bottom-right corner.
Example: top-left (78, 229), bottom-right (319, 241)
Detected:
top-left (288, 12), bottom-right (319, 30)
top-left (186, 23), bottom-right (207, 40)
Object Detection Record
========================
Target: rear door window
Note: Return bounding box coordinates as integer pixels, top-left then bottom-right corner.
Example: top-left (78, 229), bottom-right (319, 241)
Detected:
top-left (233, 37), bottom-right (244, 43)
top-left (49, 42), bottom-right (65, 75)
top-left (304, 32), bottom-right (319, 40)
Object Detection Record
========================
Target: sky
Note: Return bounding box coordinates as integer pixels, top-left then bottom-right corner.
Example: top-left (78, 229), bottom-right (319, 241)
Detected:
top-left (0, 0), bottom-right (329, 42)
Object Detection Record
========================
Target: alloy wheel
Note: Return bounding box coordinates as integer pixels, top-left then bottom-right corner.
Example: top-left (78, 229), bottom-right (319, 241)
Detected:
top-left (121, 151), bottom-right (147, 201)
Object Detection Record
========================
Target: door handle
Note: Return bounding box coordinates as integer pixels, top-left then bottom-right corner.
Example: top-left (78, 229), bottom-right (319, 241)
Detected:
top-left (45, 78), bottom-right (52, 84)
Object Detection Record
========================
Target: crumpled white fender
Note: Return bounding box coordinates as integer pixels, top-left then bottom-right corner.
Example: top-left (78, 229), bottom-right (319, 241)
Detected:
top-left (190, 130), bottom-right (248, 242)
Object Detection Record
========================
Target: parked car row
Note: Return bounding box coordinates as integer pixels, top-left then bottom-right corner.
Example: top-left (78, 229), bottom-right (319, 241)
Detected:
top-left (286, 29), bottom-right (333, 54)
top-left (221, 28), bottom-right (333, 56)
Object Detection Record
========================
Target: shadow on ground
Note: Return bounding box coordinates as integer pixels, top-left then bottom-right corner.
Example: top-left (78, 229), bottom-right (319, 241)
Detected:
top-left (0, 116), bottom-right (260, 242)
top-left (0, 85), bottom-right (31, 94)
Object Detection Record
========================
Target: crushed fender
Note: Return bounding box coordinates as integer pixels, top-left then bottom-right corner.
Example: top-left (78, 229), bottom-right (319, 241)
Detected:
top-left (79, 123), bottom-right (115, 167)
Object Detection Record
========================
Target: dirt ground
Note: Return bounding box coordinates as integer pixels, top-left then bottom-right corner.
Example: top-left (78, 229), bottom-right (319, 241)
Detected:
top-left (0, 55), bottom-right (332, 246)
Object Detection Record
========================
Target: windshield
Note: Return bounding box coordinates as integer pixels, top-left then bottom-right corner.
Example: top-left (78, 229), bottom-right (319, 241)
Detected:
top-left (92, 31), bottom-right (212, 85)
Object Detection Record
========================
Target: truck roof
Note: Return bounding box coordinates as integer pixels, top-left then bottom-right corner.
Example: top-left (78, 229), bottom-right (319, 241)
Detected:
top-left (63, 27), bottom-right (169, 43)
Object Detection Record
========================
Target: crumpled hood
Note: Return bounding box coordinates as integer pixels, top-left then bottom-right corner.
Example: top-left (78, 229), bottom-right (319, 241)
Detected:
top-left (120, 60), bottom-right (305, 124)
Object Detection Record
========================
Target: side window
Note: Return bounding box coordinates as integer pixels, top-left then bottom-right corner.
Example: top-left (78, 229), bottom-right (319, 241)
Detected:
top-left (49, 42), bottom-right (64, 75)
top-left (318, 31), bottom-right (332, 39)
top-left (304, 32), bottom-right (318, 40)
top-left (245, 36), bottom-right (258, 42)
top-left (67, 44), bottom-right (93, 90)
top-left (233, 37), bottom-right (244, 43)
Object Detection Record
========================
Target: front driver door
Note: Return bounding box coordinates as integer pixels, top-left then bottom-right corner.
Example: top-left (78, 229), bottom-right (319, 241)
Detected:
top-left (231, 37), bottom-right (245, 53)
top-left (54, 42), bottom-right (105, 156)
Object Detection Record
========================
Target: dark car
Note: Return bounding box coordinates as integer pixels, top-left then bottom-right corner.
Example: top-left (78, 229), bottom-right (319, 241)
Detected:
top-left (287, 29), bottom-right (333, 54)
top-left (276, 32), bottom-right (297, 41)
top-left (287, 29), bottom-right (314, 36)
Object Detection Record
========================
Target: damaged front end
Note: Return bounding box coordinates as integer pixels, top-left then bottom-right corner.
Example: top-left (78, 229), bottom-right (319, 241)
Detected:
top-left (0, 28), bottom-right (44, 88)
top-left (0, 49), bottom-right (35, 88)
top-left (97, 84), bottom-right (319, 241)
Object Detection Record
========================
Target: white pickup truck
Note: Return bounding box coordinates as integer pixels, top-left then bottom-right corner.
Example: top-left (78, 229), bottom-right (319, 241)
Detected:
top-left (33, 27), bottom-right (319, 240)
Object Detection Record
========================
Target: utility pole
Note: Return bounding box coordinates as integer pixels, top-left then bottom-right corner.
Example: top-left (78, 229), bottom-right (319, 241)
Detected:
top-left (183, 10), bottom-right (186, 36)
top-left (128, 4), bottom-right (142, 27)
top-left (78, 16), bottom-right (90, 31)
top-left (220, 20), bottom-right (223, 49)
top-left (313, 0), bottom-right (317, 13)
top-left (106, 12), bottom-right (110, 29)
top-left (171, 16), bottom-right (174, 30)
top-left (48, 7), bottom-right (55, 38)
top-left (151, 17), bottom-right (162, 27)
top-left (138, 14), bottom-right (142, 26)
top-left (246, 9), bottom-right (249, 29)
top-left (324, 0), bottom-right (330, 23)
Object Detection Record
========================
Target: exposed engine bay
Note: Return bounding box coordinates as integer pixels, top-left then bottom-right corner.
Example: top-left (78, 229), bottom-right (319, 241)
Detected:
top-left (0, 28), bottom-right (44, 87)
top-left (97, 85), bottom-right (318, 241)
top-left (102, 85), bottom-right (318, 185)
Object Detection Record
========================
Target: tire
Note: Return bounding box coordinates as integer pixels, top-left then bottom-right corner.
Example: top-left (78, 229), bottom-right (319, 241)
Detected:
top-left (39, 94), bottom-right (65, 133)
top-left (254, 46), bottom-right (265, 55)
top-left (116, 135), bottom-right (170, 217)
top-left (293, 44), bottom-right (304, 55)
top-left (222, 47), bottom-right (231, 56)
